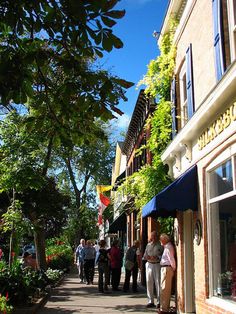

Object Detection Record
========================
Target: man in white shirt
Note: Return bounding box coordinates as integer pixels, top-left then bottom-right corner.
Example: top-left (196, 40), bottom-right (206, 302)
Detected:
top-left (158, 233), bottom-right (176, 314)
top-left (143, 230), bottom-right (163, 308)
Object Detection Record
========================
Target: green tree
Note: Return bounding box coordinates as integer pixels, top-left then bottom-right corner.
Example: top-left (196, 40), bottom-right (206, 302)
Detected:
top-left (55, 122), bottom-right (115, 243)
top-left (0, 112), bottom-right (70, 268)
top-left (0, 1), bottom-right (133, 268)
top-left (0, 0), bottom-right (133, 114)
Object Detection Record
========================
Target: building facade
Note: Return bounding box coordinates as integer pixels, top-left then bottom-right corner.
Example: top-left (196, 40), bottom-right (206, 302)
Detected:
top-left (159, 1), bottom-right (236, 313)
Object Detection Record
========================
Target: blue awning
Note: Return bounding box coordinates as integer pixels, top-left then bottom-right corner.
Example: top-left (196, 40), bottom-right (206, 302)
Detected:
top-left (142, 165), bottom-right (198, 218)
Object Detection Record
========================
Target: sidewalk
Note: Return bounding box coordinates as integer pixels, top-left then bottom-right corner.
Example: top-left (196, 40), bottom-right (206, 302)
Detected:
top-left (38, 268), bottom-right (176, 314)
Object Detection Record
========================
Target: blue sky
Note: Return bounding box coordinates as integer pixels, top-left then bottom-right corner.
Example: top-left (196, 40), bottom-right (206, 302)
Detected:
top-left (103, 0), bottom-right (169, 131)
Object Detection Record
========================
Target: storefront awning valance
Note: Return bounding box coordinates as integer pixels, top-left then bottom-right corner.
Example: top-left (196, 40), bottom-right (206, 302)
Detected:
top-left (108, 212), bottom-right (126, 233)
top-left (112, 170), bottom-right (126, 191)
top-left (142, 165), bottom-right (198, 218)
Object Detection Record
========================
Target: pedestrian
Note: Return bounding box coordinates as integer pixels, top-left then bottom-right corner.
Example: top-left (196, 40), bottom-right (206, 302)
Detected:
top-left (74, 238), bottom-right (86, 283)
top-left (21, 251), bottom-right (38, 270)
top-left (157, 233), bottom-right (176, 314)
top-left (94, 240), bottom-right (100, 253)
top-left (109, 239), bottom-right (122, 291)
top-left (143, 230), bottom-right (163, 308)
top-left (83, 240), bottom-right (96, 285)
top-left (123, 240), bottom-right (141, 293)
top-left (96, 239), bottom-right (110, 293)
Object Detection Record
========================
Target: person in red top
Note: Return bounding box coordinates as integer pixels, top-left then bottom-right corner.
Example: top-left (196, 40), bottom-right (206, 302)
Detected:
top-left (109, 239), bottom-right (122, 291)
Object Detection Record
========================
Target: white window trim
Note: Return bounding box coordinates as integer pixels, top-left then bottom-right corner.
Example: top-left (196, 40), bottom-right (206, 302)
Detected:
top-left (227, 0), bottom-right (236, 61)
top-left (206, 145), bottom-right (236, 306)
top-left (206, 142), bottom-right (236, 172)
top-left (179, 62), bottom-right (188, 128)
top-left (209, 190), bottom-right (236, 204)
top-left (207, 296), bottom-right (236, 313)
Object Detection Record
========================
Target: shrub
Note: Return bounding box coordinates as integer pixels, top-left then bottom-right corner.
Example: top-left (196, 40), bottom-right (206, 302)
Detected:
top-left (46, 238), bottom-right (73, 272)
top-left (45, 268), bottom-right (63, 285)
top-left (0, 294), bottom-right (13, 314)
top-left (0, 260), bottom-right (48, 306)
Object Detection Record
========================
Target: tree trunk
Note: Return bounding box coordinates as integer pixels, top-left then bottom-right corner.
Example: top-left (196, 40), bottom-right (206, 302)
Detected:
top-left (34, 221), bottom-right (47, 270)
top-left (65, 157), bottom-right (81, 209)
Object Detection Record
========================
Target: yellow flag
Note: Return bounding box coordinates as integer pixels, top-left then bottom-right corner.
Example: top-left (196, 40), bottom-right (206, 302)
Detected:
top-left (96, 185), bottom-right (112, 196)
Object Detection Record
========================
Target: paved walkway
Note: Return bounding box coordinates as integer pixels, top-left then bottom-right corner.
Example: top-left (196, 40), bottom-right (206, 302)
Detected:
top-left (38, 268), bottom-right (176, 314)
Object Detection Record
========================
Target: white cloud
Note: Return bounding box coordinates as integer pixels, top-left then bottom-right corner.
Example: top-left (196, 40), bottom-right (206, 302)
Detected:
top-left (114, 113), bottom-right (130, 130)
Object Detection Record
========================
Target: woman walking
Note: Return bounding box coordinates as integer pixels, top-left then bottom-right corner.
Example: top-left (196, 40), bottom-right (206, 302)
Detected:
top-left (109, 239), bottom-right (122, 291)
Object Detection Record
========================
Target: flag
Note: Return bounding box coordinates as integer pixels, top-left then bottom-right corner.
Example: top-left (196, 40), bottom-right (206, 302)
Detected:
top-left (99, 193), bottom-right (110, 207)
top-left (96, 185), bottom-right (112, 196)
top-left (96, 185), bottom-right (111, 225)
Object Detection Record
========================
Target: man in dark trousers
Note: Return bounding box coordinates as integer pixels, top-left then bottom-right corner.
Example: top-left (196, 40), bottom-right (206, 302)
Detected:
top-left (123, 240), bottom-right (141, 293)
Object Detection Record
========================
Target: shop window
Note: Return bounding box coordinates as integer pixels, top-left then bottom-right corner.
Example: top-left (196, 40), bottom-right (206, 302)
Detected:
top-left (208, 154), bottom-right (236, 302)
top-left (209, 159), bottom-right (233, 198)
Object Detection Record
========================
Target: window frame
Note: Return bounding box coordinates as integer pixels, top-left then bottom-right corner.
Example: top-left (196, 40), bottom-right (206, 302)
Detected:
top-left (206, 143), bottom-right (236, 301)
top-left (227, 0), bottom-right (236, 61)
top-left (179, 61), bottom-right (188, 128)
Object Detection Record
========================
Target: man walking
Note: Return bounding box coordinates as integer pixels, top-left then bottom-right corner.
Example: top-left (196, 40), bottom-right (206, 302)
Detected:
top-left (143, 230), bottom-right (163, 308)
top-left (158, 233), bottom-right (176, 314)
top-left (75, 238), bottom-right (85, 283)
top-left (123, 240), bottom-right (141, 293)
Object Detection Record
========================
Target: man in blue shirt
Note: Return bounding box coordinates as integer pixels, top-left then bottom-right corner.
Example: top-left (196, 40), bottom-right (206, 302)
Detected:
top-left (75, 239), bottom-right (85, 283)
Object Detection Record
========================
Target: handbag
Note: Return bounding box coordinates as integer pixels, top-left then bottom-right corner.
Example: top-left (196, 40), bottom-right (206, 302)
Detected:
top-left (125, 260), bottom-right (134, 270)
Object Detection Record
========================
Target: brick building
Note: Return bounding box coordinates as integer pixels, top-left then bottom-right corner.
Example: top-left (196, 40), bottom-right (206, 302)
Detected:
top-left (109, 90), bottom-right (157, 259)
top-left (142, 1), bottom-right (236, 313)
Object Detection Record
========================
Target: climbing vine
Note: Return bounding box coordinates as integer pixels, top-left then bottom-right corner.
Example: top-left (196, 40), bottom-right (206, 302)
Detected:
top-left (120, 18), bottom-right (178, 214)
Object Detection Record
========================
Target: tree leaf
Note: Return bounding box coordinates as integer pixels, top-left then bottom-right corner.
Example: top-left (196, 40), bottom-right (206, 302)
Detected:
top-left (101, 16), bottom-right (116, 27)
top-left (114, 78), bottom-right (134, 89)
top-left (104, 10), bottom-right (125, 19)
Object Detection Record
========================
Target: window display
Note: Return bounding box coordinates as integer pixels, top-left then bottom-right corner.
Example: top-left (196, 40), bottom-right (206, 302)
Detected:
top-left (208, 155), bottom-right (236, 302)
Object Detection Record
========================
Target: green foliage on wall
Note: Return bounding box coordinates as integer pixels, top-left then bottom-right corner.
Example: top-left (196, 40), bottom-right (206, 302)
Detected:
top-left (121, 18), bottom-right (178, 215)
top-left (138, 18), bottom-right (177, 100)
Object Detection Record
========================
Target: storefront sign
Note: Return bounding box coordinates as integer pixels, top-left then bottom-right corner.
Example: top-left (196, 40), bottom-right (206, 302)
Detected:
top-left (198, 102), bottom-right (236, 150)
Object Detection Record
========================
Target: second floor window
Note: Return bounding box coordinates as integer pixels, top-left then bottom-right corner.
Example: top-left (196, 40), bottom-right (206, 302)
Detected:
top-left (212, 0), bottom-right (233, 80)
top-left (179, 63), bottom-right (188, 128)
top-left (173, 44), bottom-right (195, 134)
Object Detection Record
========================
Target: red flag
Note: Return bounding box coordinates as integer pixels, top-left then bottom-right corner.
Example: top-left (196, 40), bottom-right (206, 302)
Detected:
top-left (97, 213), bottom-right (103, 225)
top-left (97, 193), bottom-right (110, 226)
top-left (99, 193), bottom-right (110, 207)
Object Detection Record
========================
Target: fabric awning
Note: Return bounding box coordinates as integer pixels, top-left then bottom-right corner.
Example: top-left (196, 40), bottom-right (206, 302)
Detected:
top-left (108, 212), bottom-right (126, 233)
top-left (142, 165), bottom-right (198, 218)
top-left (112, 170), bottom-right (126, 191)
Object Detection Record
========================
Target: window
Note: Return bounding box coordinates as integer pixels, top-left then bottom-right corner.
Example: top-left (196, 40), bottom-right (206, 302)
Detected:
top-left (207, 154), bottom-right (236, 302)
top-left (176, 44), bottom-right (195, 131)
top-left (179, 62), bottom-right (188, 128)
top-left (212, 0), bottom-right (234, 80)
top-left (228, 0), bottom-right (236, 60)
top-left (209, 159), bottom-right (233, 198)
